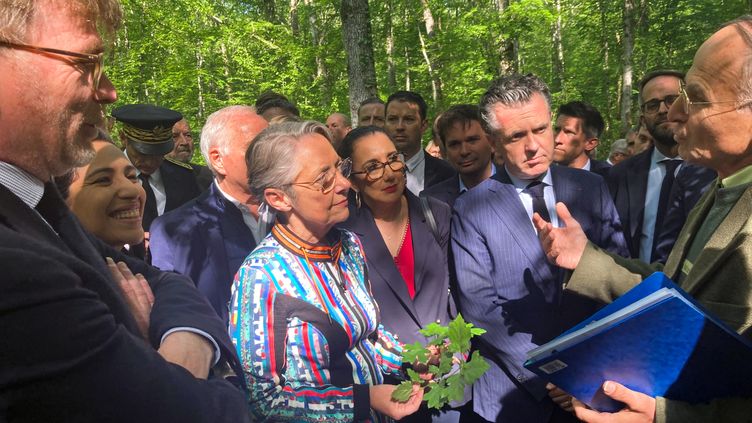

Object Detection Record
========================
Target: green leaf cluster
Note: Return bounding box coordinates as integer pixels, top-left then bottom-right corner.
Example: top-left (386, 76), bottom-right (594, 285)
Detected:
top-left (391, 314), bottom-right (490, 409)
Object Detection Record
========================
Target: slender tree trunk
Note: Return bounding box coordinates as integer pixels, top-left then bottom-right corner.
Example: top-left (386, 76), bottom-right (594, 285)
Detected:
top-left (196, 49), bottom-right (205, 119)
top-left (421, 0), bottom-right (435, 37)
top-left (551, 0), bottom-right (564, 92)
top-left (386, 0), bottom-right (396, 93)
top-left (405, 46), bottom-right (411, 91)
top-left (620, 0), bottom-right (635, 133)
top-left (220, 42), bottom-right (232, 99)
top-left (495, 0), bottom-right (517, 75)
top-left (598, 0), bottom-right (610, 121)
top-left (305, 0), bottom-right (329, 105)
top-left (290, 0), bottom-right (300, 37)
top-left (418, 27), bottom-right (442, 104)
top-left (340, 0), bottom-right (378, 122)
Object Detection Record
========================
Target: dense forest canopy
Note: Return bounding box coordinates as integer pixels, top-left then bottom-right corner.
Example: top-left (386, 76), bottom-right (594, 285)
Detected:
top-left (108, 0), bottom-right (751, 161)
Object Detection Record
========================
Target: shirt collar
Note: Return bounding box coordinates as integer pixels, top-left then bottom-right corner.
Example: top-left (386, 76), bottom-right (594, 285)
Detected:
top-left (650, 146), bottom-right (680, 166)
top-left (505, 165), bottom-right (552, 191)
top-left (405, 150), bottom-right (425, 172)
top-left (215, 180), bottom-right (246, 211)
top-left (0, 161), bottom-right (46, 208)
top-left (721, 163), bottom-right (752, 188)
top-left (458, 163), bottom-right (497, 193)
top-left (581, 158), bottom-right (591, 171)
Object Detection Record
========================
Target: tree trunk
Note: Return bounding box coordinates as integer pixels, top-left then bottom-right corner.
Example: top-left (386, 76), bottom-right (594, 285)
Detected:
top-left (419, 27), bottom-right (442, 105)
top-left (421, 0), bottom-right (435, 37)
top-left (386, 0), bottom-right (396, 93)
top-left (550, 0), bottom-right (564, 92)
top-left (599, 0), bottom-right (610, 121)
top-left (405, 46), bottom-right (411, 91)
top-left (220, 42), bottom-right (232, 99)
top-left (290, 0), bottom-right (300, 37)
top-left (340, 0), bottom-right (378, 122)
top-left (495, 0), bottom-right (517, 75)
top-left (304, 0), bottom-right (329, 106)
top-left (196, 48), bottom-right (205, 119)
top-left (620, 0), bottom-right (635, 133)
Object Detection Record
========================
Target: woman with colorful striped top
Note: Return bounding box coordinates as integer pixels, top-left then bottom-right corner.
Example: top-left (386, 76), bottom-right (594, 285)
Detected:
top-left (229, 121), bottom-right (424, 422)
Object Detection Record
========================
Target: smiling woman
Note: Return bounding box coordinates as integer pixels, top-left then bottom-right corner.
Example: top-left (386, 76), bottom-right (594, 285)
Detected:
top-left (63, 135), bottom-right (146, 250)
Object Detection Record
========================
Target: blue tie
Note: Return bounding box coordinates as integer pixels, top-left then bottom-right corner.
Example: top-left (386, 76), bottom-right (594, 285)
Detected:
top-left (525, 180), bottom-right (550, 222)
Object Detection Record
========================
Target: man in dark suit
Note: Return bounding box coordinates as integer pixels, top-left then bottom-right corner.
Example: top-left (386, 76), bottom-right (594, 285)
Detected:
top-left (167, 117), bottom-right (213, 191)
top-left (115, 104), bottom-right (202, 232)
top-left (0, 1), bottom-right (251, 421)
top-left (423, 104), bottom-right (496, 207)
top-left (451, 74), bottom-right (629, 423)
top-left (553, 101), bottom-right (611, 178)
top-left (150, 105), bottom-right (268, 322)
top-left (607, 70), bottom-right (709, 263)
top-left (385, 91), bottom-right (455, 194)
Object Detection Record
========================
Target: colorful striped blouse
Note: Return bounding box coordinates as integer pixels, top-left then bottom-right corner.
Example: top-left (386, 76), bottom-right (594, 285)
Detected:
top-left (229, 223), bottom-right (403, 422)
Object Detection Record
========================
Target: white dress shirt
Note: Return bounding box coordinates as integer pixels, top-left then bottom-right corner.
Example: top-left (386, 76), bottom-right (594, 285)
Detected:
top-left (124, 150), bottom-right (167, 215)
top-left (639, 149), bottom-right (682, 262)
top-left (405, 150), bottom-right (426, 195)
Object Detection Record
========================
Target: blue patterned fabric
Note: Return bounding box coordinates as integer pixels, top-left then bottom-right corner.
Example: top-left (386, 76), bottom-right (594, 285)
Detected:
top-left (229, 224), bottom-right (403, 422)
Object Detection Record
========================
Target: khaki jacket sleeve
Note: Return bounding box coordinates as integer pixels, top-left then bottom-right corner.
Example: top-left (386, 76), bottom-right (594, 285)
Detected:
top-left (656, 396), bottom-right (752, 423)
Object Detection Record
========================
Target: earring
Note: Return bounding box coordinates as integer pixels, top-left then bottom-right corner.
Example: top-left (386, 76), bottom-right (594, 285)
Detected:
top-left (355, 191), bottom-right (361, 209)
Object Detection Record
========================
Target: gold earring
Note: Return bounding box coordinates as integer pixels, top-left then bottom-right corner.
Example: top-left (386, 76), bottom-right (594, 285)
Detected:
top-left (355, 191), bottom-right (361, 209)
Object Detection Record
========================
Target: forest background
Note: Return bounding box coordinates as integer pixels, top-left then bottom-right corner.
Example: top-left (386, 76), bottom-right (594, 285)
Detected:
top-left (109, 0), bottom-right (752, 162)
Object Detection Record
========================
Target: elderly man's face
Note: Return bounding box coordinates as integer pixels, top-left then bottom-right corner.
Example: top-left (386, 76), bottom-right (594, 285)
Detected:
top-left (669, 24), bottom-right (752, 178)
top-left (0, 2), bottom-right (117, 180)
top-left (168, 119), bottom-right (194, 163)
top-left (491, 93), bottom-right (554, 180)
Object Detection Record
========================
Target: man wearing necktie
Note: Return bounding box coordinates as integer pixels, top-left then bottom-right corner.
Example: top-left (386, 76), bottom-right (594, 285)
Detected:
top-left (0, 1), bottom-right (250, 421)
top-left (114, 104), bottom-right (201, 233)
top-left (450, 74), bottom-right (629, 423)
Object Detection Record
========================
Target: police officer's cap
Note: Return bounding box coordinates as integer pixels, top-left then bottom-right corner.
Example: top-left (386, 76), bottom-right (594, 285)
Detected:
top-left (112, 104), bottom-right (183, 156)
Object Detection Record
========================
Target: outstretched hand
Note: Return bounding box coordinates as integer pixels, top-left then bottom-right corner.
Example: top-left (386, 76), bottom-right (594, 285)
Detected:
top-left (533, 202), bottom-right (588, 270)
top-left (573, 381), bottom-right (656, 423)
top-left (370, 384), bottom-right (424, 420)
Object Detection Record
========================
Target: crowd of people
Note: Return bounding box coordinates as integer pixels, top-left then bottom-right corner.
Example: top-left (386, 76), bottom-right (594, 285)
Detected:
top-left (2, 0), bottom-right (752, 422)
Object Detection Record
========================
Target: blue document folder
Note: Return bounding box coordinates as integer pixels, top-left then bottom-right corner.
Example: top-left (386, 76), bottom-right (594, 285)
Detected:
top-left (524, 273), bottom-right (752, 412)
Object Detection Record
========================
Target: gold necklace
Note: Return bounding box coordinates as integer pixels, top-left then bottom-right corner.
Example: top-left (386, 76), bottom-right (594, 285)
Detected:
top-left (393, 214), bottom-right (410, 258)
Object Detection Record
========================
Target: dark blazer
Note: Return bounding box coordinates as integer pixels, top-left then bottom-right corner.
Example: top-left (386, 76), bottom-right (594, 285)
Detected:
top-left (423, 151), bottom-right (456, 191)
top-left (340, 192), bottom-right (454, 346)
top-left (422, 175), bottom-right (461, 208)
top-left (451, 166), bottom-right (628, 423)
top-left (191, 163), bottom-right (214, 192)
top-left (653, 164), bottom-right (717, 263)
top-left (143, 159), bottom-right (202, 231)
top-left (0, 183), bottom-right (250, 422)
top-left (589, 158), bottom-right (612, 178)
top-left (606, 147), bottom-right (654, 258)
top-left (150, 183), bottom-right (259, 323)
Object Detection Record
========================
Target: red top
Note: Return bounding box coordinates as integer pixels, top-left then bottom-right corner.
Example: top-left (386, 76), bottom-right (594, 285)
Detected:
top-left (393, 223), bottom-right (415, 299)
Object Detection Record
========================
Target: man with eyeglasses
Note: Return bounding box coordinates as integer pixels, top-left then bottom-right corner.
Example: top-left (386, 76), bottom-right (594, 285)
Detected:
top-left (0, 1), bottom-right (251, 421)
top-left (607, 69), bottom-right (713, 263)
top-left (150, 106), bottom-right (269, 324)
top-left (536, 16), bottom-right (752, 423)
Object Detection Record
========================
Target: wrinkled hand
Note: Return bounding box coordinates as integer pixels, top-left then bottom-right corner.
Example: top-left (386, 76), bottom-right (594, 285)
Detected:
top-left (107, 257), bottom-right (153, 340)
top-left (533, 202), bottom-right (588, 270)
top-left (370, 384), bottom-right (424, 420)
top-left (547, 383), bottom-right (574, 413)
top-left (158, 331), bottom-right (214, 379)
top-left (573, 381), bottom-right (656, 423)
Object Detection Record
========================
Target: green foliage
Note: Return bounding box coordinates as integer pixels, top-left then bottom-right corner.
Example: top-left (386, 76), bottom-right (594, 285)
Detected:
top-left (391, 314), bottom-right (490, 409)
top-left (108, 0), bottom-right (749, 161)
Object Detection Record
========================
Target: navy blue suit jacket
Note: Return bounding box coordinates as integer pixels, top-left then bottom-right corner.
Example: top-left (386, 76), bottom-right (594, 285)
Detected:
top-left (150, 183), bottom-right (258, 323)
top-left (0, 183), bottom-right (250, 422)
top-left (451, 165), bottom-right (628, 422)
top-left (340, 191), bottom-right (454, 347)
top-left (424, 151), bottom-right (457, 191)
top-left (589, 158), bottom-right (612, 178)
top-left (422, 175), bottom-right (461, 208)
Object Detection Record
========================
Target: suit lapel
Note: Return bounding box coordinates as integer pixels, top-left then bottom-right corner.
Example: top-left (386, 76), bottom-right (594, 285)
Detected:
top-left (488, 171), bottom-right (553, 282)
top-left (0, 184), bottom-right (66, 250)
top-left (408, 194), bottom-right (431, 295)
top-left (346, 204), bottom-right (423, 328)
top-left (681, 185), bottom-right (752, 293)
top-left (627, 150), bottom-right (651, 243)
top-left (663, 184), bottom-right (716, 278)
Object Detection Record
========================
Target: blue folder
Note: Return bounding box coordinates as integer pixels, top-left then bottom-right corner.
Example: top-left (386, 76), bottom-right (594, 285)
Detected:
top-left (524, 272), bottom-right (752, 412)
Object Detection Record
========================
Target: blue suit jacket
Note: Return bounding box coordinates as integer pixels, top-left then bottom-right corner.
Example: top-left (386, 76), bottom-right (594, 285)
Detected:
top-left (150, 183), bottom-right (258, 323)
top-left (339, 191), bottom-right (454, 346)
top-left (451, 165), bottom-right (628, 422)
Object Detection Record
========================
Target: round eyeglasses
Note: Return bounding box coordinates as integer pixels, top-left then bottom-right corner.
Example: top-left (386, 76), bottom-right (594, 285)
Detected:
top-left (289, 158), bottom-right (352, 194)
top-left (350, 152), bottom-right (406, 182)
top-left (0, 41), bottom-right (104, 91)
top-left (640, 95), bottom-right (679, 115)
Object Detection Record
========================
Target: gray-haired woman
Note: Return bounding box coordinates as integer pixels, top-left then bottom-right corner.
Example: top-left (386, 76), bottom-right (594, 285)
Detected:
top-left (228, 121), bottom-right (424, 422)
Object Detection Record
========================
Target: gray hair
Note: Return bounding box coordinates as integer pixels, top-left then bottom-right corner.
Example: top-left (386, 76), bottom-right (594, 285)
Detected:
top-left (246, 120), bottom-right (332, 205)
top-left (479, 73), bottom-right (551, 137)
top-left (200, 105), bottom-right (257, 174)
top-left (0, 0), bottom-right (122, 44)
top-left (609, 139), bottom-right (629, 155)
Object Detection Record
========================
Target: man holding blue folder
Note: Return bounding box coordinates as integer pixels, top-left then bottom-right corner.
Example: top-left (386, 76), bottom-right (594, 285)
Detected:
top-left (535, 16), bottom-right (752, 423)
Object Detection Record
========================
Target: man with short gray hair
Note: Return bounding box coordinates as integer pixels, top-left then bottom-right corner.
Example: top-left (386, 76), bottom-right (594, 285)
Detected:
top-left (150, 105), bottom-right (269, 323)
top-left (451, 73), bottom-right (628, 423)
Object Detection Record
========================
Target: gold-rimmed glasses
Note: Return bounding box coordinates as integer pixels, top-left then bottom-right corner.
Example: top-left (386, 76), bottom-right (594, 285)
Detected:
top-left (350, 152), bottom-right (406, 182)
top-left (289, 158), bottom-right (353, 194)
top-left (0, 41), bottom-right (104, 90)
top-left (678, 83), bottom-right (742, 115)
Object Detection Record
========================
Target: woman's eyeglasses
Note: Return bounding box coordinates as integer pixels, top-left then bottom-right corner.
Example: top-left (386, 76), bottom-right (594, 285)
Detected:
top-left (289, 158), bottom-right (352, 194)
top-left (351, 153), bottom-right (406, 182)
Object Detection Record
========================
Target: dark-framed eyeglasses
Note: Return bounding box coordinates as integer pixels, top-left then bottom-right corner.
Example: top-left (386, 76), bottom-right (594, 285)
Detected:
top-left (0, 40), bottom-right (104, 91)
top-left (640, 94), bottom-right (679, 115)
top-left (289, 157), bottom-right (352, 194)
top-left (351, 152), bottom-right (406, 181)
top-left (677, 83), bottom-right (741, 115)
